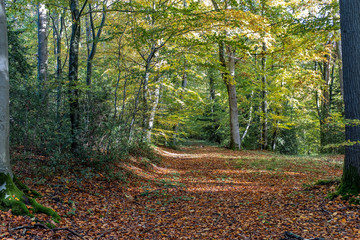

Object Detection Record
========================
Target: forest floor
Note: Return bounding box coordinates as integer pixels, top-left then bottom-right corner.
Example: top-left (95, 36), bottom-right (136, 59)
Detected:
top-left (1, 145), bottom-right (359, 239)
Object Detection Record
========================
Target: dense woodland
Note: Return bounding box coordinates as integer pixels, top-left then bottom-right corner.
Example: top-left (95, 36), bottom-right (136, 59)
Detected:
top-left (5, 0), bottom-right (344, 155)
top-left (2, 0), bottom-right (360, 239)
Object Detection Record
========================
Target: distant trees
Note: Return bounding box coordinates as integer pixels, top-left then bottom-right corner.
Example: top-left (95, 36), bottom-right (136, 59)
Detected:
top-left (3, 0), bottom-right (345, 156)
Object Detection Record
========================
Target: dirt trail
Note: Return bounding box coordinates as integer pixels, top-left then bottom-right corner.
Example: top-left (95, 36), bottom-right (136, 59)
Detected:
top-left (3, 145), bottom-right (355, 240)
top-left (120, 146), bottom-right (348, 240)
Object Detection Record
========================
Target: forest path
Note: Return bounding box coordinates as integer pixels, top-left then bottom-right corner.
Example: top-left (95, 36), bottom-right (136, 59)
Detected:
top-left (5, 146), bottom-right (354, 240)
top-left (120, 146), bottom-right (347, 239)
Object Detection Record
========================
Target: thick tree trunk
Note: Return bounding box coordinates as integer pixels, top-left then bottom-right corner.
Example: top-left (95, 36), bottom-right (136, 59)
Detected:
top-left (210, 0), bottom-right (240, 150)
top-left (0, 2), bottom-right (59, 220)
top-left (37, 3), bottom-right (48, 101)
top-left (0, 0), bottom-right (11, 177)
top-left (224, 46), bottom-right (241, 150)
top-left (69, 0), bottom-right (81, 154)
top-left (338, 0), bottom-right (360, 195)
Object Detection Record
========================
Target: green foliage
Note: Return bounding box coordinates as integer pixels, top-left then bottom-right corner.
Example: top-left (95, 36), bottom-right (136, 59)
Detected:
top-left (277, 126), bottom-right (299, 155)
top-left (5, 0), bottom-right (345, 164)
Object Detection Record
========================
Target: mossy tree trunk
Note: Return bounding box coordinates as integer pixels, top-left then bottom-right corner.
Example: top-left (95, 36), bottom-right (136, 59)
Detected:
top-left (338, 0), bottom-right (360, 196)
top-left (0, 1), bottom-right (59, 221)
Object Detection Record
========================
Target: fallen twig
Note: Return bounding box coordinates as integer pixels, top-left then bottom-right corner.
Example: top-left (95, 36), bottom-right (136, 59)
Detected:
top-left (280, 231), bottom-right (325, 240)
top-left (11, 223), bottom-right (85, 240)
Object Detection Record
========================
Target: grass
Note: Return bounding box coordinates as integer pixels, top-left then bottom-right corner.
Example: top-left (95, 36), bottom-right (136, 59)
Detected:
top-left (234, 154), bottom-right (343, 173)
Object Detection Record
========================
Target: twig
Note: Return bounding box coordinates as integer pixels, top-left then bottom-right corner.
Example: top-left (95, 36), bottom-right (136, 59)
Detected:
top-left (53, 227), bottom-right (85, 239)
top-left (11, 223), bottom-right (85, 240)
top-left (142, 223), bottom-right (162, 233)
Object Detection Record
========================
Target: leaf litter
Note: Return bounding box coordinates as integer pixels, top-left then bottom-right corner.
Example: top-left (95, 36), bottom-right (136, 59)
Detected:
top-left (1, 146), bottom-right (358, 239)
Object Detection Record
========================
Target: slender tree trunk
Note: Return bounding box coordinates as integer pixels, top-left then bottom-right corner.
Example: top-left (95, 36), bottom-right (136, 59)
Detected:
top-left (173, 62), bottom-right (187, 145)
top-left (86, 3), bottom-right (106, 86)
top-left (260, 42), bottom-right (268, 150)
top-left (69, 0), bottom-right (81, 154)
top-left (240, 91), bottom-right (254, 148)
top-left (209, 68), bottom-right (216, 101)
top-left (37, 3), bottom-right (48, 101)
top-left (319, 43), bottom-right (332, 152)
top-left (142, 67), bottom-right (150, 141)
top-left (147, 77), bottom-right (161, 141)
top-left (338, 0), bottom-right (360, 195)
top-left (336, 40), bottom-right (344, 97)
top-left (51, 11), bottom-right (64, 126)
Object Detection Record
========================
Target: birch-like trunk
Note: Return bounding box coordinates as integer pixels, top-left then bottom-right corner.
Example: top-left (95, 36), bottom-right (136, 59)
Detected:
top-left (226, 46), bottom-right (241, 150)
top-left (0, 0), bottom-right (11, 176)
top-left (37, 3), bottom-right (48, 100)
top-left (146, 78), bottom-right (161, 141)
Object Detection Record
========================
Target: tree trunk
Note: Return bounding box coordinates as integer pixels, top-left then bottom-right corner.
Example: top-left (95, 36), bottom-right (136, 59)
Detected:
top-left (173, 62), bottom-right (187, 145)
top-left (147, 77), bottom-right (161, 141)
top-left (69, 0), bottom-right (81, 155)
top-left (51, 10), bottom-right (64, 126)
top-left (85, 3), bottom-right (106, 86)
top-left (338, 0), bottom-right (360, 195)
top-left (210, 0), bottom-right (240, 150)
top-left (260, 42), bottom-right (268, 150)
top-left (223, 45), bottom-right (241, 150)
top-left (336, 40), bottom-right (344, 97)
top-left (319, 45), bottom-right (332, 152)
top-left (0, 2), bottom-right (59, 220)
top-left (37, 3), bottom-right (48, 101)
top-left (0, 0), bottom-right (11, 177)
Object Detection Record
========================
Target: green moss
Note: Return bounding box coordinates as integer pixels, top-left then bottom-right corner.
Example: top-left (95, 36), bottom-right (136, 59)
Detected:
top-left (337, 165), bottom-right (360, 199)
top-left (315, 178), bottom-right (341, 186)
top-left (13, 175), bottom-right (42, 198)
top-left (0, 173), bottom-right (60, 222)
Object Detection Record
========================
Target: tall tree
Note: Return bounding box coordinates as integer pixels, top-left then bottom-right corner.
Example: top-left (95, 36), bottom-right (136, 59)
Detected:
top-left (0, 0), bottom-right (59, 220)
top-left (68, 0), bottom-right (84, 154)
top-left (0, 0), bottom-right (11, 178)
top-left (338, 0), bottom-right (360, 195)
top-left (211, 0), bottom-right (241, 150)
top-left (37, 3), bottom-right (48, 100)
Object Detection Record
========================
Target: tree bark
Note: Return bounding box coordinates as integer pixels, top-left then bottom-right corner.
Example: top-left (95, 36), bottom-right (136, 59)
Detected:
top-left (336, 40), bottom-right (344, 97)
top-left (85, 3), bottom-right (106, 86)
top-left (37, 3), bottom-right (48, 101)
top-left (51, 10), bottom-right (64, 126)
top-left (0, 1), bottom-right (60, 220)
top-left (223, 45), bottom-right (241, 150)
top-left (260, 42), bottom-right (268, 150)
top-left (147, 77), bottom-right (161, 141)
top-left (0, 0), bottom-right (11, 176)
top-left (69, 0), bottom-right (81, 154)
top-left (338, 0), bottom-right (360, 195)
